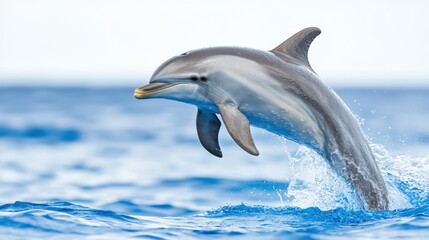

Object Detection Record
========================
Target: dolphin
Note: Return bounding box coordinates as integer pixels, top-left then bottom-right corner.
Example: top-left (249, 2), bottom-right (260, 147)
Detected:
top-left (134, 27), bottom-right (389, 211)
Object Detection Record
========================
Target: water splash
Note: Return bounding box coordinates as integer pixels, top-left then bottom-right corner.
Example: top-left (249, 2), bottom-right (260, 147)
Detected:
top-left (372, 144), bottom-right (429, 208)
top-left (280, 143), bottom-right (429, 211)
top-left (282, 145), bottom-right (360, 210)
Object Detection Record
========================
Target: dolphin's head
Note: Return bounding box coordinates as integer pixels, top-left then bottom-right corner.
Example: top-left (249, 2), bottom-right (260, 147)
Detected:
top-left (134, 51), bottom-right (210, 107)
top-left (134, 48), bottom-right (244, 111)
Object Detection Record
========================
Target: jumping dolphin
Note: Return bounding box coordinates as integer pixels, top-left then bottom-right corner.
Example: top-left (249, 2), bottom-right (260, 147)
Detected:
top-left (134, 27), bottom-right (389, 211)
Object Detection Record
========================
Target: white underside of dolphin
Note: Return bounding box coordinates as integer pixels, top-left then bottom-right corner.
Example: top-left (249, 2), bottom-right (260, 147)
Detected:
top-left (134, 27), bottom-right (389, 211)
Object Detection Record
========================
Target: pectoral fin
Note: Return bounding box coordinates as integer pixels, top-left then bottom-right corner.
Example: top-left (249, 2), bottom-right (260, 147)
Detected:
top-left (217, 104), bottom-right (259, 156)
top-left (196, 109), bottom-right (223, 158)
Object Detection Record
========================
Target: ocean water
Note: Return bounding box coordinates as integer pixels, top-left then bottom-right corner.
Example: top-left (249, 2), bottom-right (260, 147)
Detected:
top-left (0, 87), bottom-right (428, 239)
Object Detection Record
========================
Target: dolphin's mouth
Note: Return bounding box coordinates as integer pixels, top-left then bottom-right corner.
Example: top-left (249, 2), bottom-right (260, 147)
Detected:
top-left (134, 82), bottom-right (172, 99)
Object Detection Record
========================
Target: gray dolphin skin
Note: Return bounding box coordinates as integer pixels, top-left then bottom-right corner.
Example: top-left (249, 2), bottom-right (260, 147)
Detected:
top-left (134, 27), bottom-right (389, 211)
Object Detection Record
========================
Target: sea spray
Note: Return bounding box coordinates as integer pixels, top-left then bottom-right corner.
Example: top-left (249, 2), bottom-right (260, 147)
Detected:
top-left (283, 145), bottom-right (360, 210)
top-left (281, 143), bottom-right (428, 211)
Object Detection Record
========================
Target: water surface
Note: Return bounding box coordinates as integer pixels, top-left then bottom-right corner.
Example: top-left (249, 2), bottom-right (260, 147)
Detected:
top-left (0, 87), bottom-right (428, 239)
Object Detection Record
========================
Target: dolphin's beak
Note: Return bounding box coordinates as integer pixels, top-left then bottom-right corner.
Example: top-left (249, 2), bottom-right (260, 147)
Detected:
top-left (134, 82), bottom-right (170, 99)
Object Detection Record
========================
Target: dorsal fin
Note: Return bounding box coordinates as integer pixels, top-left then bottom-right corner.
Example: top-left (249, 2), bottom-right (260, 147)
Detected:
top-left (270, 27), bottom-right (321, 72)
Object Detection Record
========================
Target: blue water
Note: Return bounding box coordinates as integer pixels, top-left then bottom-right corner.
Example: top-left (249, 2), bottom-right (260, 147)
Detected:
top-left (0, 87), bottom-right (428, 239)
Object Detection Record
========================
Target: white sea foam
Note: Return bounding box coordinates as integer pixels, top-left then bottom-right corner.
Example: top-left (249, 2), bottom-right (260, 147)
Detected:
top-left (283, 145), bottom-right (360, 210)
top-left (281, 143), bottom-right (429, 210)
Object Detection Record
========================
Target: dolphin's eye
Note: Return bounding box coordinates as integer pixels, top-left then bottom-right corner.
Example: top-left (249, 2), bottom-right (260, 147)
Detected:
top-left (181, 52), bottom-right (188, 56)
top-left (200, 76), bottom-right (208, 82)
top-left (190, 75), bottom-right (198, 81)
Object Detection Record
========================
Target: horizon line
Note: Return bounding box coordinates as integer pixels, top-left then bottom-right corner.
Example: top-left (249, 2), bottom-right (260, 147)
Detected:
top-left (1, 77), bottom-right (429, 89)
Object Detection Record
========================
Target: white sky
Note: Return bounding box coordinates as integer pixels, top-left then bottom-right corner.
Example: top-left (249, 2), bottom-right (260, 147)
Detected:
top-left (0, 0), bottom-right (428, 87)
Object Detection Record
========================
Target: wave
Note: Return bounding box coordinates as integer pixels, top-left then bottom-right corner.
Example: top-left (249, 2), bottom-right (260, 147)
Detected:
top-left (0, 201), bottom-right (142, 239)
top-left (0, 125), bottom-right (81, 143)
top-left (1, 200), bottom-right (428, 240)
top-left (206, 203), bottom-right (429, 225)
top-left (101, 200), bottom-right (197, 217)
top-left (0, 124), bottom-right (160, 144)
